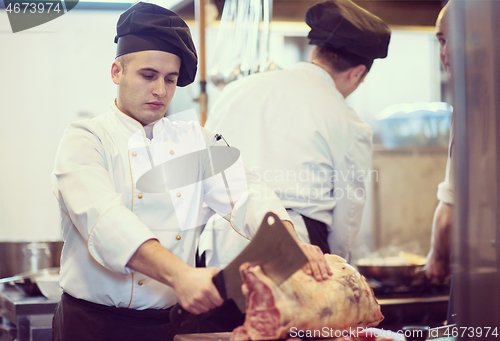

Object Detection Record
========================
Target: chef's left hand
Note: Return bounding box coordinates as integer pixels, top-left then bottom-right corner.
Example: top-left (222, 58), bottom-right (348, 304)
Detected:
top-left (299, 242), bottom-right (332, 281)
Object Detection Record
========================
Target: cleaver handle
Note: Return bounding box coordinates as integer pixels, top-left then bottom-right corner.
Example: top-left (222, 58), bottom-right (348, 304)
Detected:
top-left (211, 270), bottom-right (227, 301)
top-left (169, 271), bottom-right (228, 326)
top-left (169, 303), bottom-right (191, 327)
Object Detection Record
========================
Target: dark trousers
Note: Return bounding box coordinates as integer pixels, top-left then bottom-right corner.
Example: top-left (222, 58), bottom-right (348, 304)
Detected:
top-left (52, 293), bottom-right (182, 341)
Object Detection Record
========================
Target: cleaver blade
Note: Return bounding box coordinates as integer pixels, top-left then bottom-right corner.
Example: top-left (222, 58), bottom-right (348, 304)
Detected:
top-left (170, 211), bottom-right (308, 325)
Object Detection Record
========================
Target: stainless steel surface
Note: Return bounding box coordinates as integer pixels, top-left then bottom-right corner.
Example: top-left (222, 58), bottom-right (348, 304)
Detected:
top-left (0, 284), bottom-right (59, 341)
top-left (451, 0), bottom-right (500, 335)
top-left (0, 242), bottom-right (63, 278)
top-left (428, 324), bottom-right (457, 339)
top-left (0, 268), bottom-right (60, 297)
top-left (378, 295), bottom-right (449, 306)
top-left (0, 322), bottom-right (16, 341)
top-left (0, 277), bottom-right (25, 285)
top-left (376, 294), bottom-right (449, 331)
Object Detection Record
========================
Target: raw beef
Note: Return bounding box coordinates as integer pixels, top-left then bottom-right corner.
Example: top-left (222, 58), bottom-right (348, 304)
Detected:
top-left (231, 254), bottom-right (384, 340)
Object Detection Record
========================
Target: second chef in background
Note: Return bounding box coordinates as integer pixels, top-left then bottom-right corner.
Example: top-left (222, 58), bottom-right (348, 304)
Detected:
top-left (197, 0), bottom-right (391, 333)
top-left (203, 0), bottom-right (391, 263)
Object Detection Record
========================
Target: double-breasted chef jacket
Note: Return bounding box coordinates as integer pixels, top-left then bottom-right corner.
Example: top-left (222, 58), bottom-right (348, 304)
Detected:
top-left (52, 102), bottom-right (290, 310)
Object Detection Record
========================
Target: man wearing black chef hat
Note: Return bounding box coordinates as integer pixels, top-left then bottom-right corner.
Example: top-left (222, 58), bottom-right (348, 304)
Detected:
top-left (51, 2), bottom-right (331, 341)
top-left (306, 0), bottom-right (390, 73)
top-left (201, 1), bottom-right (390, 331)
top-left (114, 1), bottom-right (197, 88)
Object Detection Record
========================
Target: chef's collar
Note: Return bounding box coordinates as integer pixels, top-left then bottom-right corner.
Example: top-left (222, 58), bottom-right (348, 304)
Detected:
top-left (294, 63), bottom-right (344, 100)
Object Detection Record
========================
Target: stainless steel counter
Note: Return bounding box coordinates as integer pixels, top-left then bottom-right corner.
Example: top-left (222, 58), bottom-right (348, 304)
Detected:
top-left (377, 294), bottom-right (449, 331)
top-left (0, 284), bottom-right (59, 341)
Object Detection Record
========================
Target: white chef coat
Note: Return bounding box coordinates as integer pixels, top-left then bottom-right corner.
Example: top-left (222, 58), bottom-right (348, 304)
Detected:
top-left (51, 102), bottom-right (290, 310)
top-left (203, 62), bottom-right (373, 262)
top-left (437, 115), bottom-right (455, 204)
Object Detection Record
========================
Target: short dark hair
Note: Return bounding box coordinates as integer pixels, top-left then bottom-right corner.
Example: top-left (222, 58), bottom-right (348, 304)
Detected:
top-left (115, 55), bottom-right (131, 74)
top-left (313, 45), bottom-right (373, 73)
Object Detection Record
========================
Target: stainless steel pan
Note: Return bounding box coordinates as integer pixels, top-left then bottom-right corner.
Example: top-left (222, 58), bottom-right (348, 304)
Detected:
top-left (355, 253), bottom-right (427, 287)
top-left (0, 267), bottom-right (59, 296)
top-left (356, 263), bottom-right (425, 287)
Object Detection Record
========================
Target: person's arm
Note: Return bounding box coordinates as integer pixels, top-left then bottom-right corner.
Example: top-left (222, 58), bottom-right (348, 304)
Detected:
top-left (425, 201), bottom-right (453, 280)
top-left (52, 123), bottom-right (157, 273)
top-left (427, 125), bottom-right (454, 280)
top-left (126, 239), bottom-right (223, 314)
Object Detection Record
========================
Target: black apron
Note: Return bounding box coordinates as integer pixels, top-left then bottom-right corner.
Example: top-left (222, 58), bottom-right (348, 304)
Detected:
top-left (301, 215), bottom-right (330, 254)
top-left (52, 293), bottom-right (189, 341)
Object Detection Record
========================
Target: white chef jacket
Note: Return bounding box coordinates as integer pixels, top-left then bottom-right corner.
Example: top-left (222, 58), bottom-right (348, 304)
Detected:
top-left (51, 102), bottom-right (290, 310)
top-left (203, 62), bottom-right (373, 262)
top-left (437, 115), bottom-right (455, 204)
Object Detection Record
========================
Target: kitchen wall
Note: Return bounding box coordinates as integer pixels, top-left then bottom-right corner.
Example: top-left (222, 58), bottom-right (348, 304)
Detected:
top-left (0, 9), bottom-right (120, 240)
top-left (0, 8), bottom-right (442, 244)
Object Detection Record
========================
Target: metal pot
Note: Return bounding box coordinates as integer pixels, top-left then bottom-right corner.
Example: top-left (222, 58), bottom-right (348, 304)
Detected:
top-left (356, 263), bottom-right (425, 287)
top-left (0, 241), bottom-right (63, 278)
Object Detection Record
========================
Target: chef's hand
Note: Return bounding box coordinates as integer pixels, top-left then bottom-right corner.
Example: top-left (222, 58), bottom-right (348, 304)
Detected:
top-left (425, 249), bottom-right (451, 280)
top-left (281, 220), bottom-right (331, 281)
top-left (172, 267), bottom-right (224, 315)
top-left (299, 242), bottom-right (332, 281)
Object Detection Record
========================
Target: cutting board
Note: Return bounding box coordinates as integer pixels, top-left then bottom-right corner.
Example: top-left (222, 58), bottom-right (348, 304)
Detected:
top-left (174, 332), bottom-right (231, 341)
top-left (173, 332), bottom-right (339, 341)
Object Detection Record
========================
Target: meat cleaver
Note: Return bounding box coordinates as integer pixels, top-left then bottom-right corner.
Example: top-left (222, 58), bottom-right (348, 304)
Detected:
top-left (169, 211), bottom-right (308, 326)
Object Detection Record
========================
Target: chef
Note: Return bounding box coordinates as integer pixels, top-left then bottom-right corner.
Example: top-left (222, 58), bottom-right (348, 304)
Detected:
top-left (203, 0), bottom-right (391, 264)
top-left (197, 0), bottom-right (391, 332)
top-left (50, 3), bottom-right (330, 341)
top-left (425, 1), bottom-right (454, 282)
top-left (425, 1), bottom-right (456, 323)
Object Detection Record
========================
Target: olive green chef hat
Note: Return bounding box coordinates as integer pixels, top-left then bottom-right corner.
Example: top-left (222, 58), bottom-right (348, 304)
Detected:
top-left (306, 0), bottom-right (391, 67)
top-left (114, 2), bottom-right (198, 87)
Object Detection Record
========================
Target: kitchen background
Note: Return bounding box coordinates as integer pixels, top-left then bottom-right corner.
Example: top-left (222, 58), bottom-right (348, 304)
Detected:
top-left (0, 0), bottom-right (447, 261)
top-left (3, 1), bottom-right (500, 338)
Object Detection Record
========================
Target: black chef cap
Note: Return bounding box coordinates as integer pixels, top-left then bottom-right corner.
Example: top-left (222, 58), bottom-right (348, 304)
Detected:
top-left (114, 2), bottom-right (197, 87)
top-left (306, 0), bottom-right (391, 65)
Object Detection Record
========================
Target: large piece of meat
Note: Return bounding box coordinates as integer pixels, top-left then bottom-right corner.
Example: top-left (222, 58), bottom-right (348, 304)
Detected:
top-left (231, 254), bottom-right (384, 341)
